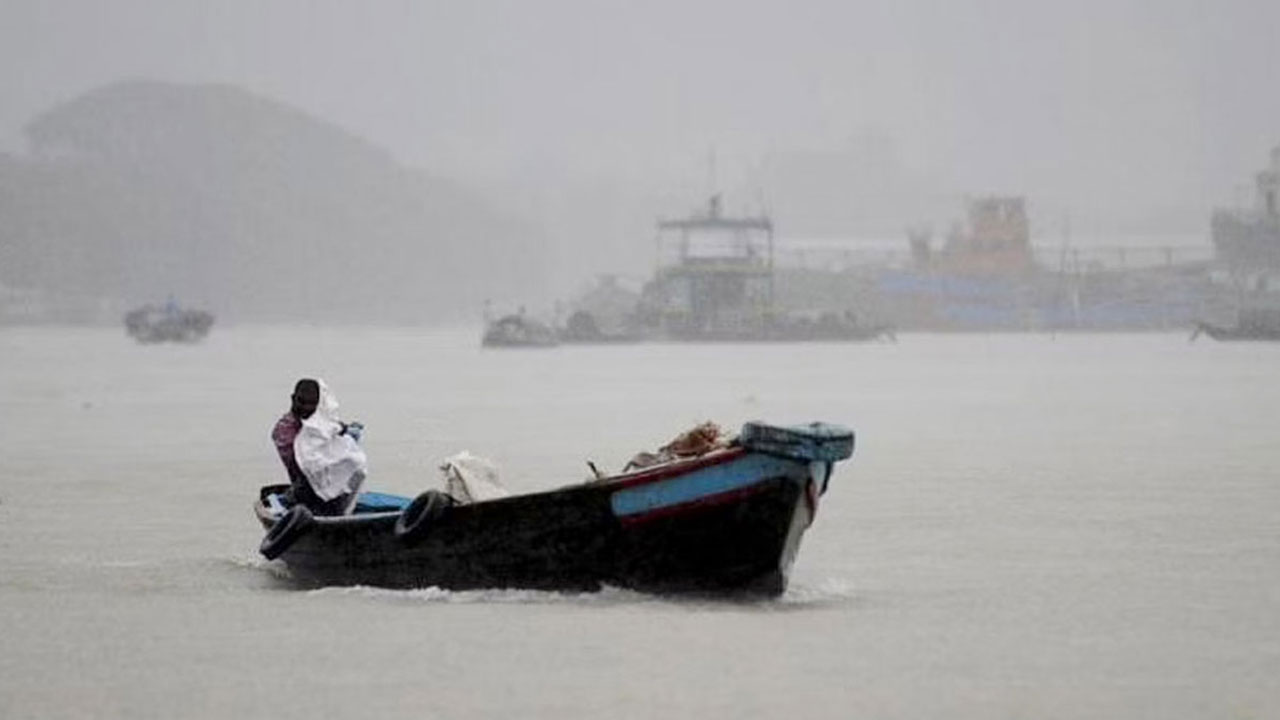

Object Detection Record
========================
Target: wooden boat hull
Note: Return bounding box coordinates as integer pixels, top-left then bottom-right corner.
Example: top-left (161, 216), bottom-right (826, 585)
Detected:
top-left (257, 423), bottom-right (852, 596)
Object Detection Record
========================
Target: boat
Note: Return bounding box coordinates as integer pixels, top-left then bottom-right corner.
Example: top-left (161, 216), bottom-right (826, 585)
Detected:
top-left (481, 312), bottom-right (559, 347)
top-left (635, 195), bottom-right (892, 342)
top-left (1191, 307), bottom-right (1280, 341)
top-left (555, 275), bottom-right (645, 344)
top-left (558, 309), bottom-right (644, 344)
top-left (254, 420), bottom-right (855, 596)
top-left (123, 303), bottom-right (214, 343)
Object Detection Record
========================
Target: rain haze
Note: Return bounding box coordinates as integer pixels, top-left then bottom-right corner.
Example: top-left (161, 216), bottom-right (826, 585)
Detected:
top-left (1, 2), bottom-right (1279, 719)
top-left (2, 0), bottom-right (1279, 319)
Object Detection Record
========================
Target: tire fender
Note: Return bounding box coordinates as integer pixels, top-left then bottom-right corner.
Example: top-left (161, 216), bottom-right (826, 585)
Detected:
top-left (260, 505), bottom-right (315, 560)
top-left (394, 490), bottom-right (452, 544)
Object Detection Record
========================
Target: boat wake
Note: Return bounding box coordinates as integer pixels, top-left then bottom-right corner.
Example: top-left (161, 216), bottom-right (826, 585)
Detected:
top-left (776, 577), bottom-right (862, 607)
top-left (9, 554), bottom-right (295, 593)
top-left (306, 584), bottom-right (659, 606)
top-left (299, 577), bottom-right (863, 609)
top-left (47, 555), bottom-right (861, 607)
top-left (225, 554), bottom-right (294, 580)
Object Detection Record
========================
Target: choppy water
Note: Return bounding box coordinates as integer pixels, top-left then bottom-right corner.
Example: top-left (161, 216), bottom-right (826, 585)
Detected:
top-left (1, 326), bottom-right (1277, 719)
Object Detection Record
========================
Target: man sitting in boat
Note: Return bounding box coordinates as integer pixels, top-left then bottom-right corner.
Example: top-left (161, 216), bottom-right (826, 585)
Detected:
top-left (271, 378), bottom-right (367, 515)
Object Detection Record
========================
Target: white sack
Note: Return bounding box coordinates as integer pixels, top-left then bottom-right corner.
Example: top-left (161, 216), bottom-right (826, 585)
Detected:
top-left (439, 451), bottom-right (509, 504)
top-left (294, 379), bottom-right (368, 503)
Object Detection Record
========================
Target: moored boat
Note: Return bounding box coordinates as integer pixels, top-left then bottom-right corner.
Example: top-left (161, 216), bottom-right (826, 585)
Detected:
top-left (1191, 308), bottom-right (1280, 342)
top-left (481, 313), bottom-right (559, 347)
top-left (124, 303), bottom-right (214, 343)
top-left (635, 196), bottom-right (890, 342)
top-left (254, 421), bottom-right (854, 596)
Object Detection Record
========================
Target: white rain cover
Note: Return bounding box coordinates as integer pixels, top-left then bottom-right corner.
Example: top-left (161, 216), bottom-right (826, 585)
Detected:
top-left (294, 380), bottom-right (368, 502)
top-left (439, 451), bottom-right (509, 504)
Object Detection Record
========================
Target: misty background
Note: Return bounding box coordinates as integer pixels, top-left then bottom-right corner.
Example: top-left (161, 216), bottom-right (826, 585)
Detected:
top-left (1, 0), bottom-right (1277, 323)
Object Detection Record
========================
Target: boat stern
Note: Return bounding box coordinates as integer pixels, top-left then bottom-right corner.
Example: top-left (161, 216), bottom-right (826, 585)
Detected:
top-left (605, 421), bottom-right (855, 595)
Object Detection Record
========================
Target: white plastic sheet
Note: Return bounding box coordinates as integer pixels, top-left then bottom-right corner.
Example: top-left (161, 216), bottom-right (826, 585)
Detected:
top-left (294, 380), bottom-right (367, 503)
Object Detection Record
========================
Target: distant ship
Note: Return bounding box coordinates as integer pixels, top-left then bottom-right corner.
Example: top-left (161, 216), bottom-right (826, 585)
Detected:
top-left (1212, 146), bottom-right (1280, 272)
top-left (1192, 307), bottom-right (1280, 342)
top-left (880, 195), bottom-right (1220, 332)
top-left (634, 195), bottom-right (891, 342)
top-left (1197, 146), bottom-right (1280, 340)
top-left (914, 196), bottom-right (1037, 277)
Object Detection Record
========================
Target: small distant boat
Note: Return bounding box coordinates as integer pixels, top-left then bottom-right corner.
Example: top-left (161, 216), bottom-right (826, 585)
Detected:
top-left (254, 421), bottom-right (855, 596)
top-left (481, 313), bottom-right (559, 348)
top-left (124, 304), bottom-right (214, 343)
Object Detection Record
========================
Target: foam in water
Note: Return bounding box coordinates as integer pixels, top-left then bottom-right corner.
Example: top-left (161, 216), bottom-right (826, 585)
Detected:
top-left (299, 577), bottom-right (862, 609)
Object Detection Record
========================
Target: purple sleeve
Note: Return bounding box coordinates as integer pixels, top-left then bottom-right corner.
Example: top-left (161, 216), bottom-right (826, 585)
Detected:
top-left (271, 415), bottom-right (304, 482)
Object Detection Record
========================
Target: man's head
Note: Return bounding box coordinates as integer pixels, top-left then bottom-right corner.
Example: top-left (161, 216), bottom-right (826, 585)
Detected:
top-left (290, 378), bottom-right (320, 419)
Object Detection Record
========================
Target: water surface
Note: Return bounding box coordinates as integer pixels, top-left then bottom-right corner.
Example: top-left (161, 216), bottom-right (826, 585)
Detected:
top-left (1, 327), bottom-right (1276, 718)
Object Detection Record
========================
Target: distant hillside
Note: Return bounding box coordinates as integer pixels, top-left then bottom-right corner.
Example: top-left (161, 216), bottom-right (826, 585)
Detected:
top-left (0, 80), bottom-right (549, 323)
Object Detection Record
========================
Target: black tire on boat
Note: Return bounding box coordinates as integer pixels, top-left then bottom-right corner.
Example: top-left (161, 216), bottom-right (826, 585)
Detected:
top-left (394, 490), bottom-right (452, 544)
top-left (260, 505), bottom-right (315, 560)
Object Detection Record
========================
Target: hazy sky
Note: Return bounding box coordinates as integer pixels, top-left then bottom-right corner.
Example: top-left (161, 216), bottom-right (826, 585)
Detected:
top-left (2, 0), bottom-right (1278, 234)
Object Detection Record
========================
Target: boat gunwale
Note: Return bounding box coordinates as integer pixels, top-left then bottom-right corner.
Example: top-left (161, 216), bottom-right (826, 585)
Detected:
top-left (256, 447), bottom-right (769, 528)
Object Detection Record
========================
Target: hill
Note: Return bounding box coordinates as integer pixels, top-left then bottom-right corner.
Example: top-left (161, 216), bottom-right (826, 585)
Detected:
top-left (0, 80), bottom-right (549, 323)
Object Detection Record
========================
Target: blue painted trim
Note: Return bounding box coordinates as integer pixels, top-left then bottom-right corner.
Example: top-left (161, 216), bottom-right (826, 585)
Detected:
top-left (610, 454), bottom-right (801, 517)
top-left (354, 491), bottom-right (411, 513)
